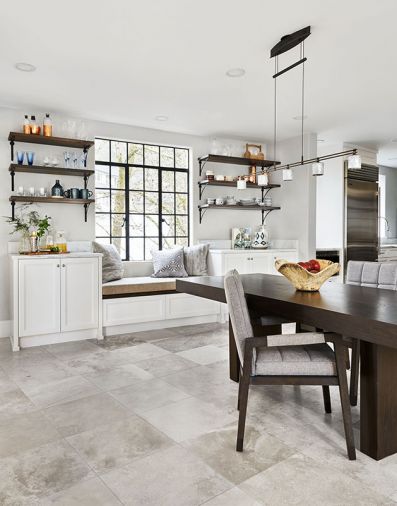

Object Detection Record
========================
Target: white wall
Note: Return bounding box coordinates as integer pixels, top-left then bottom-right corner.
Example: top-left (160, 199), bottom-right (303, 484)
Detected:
top-left (379, 165), bottom-right (397, 240)
top-left (0, 106), bottom-right (316, 328)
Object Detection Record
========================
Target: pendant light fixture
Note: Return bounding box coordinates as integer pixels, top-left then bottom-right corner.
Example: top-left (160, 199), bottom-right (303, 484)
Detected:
top-left (269, 27), bottom-right (361, 179)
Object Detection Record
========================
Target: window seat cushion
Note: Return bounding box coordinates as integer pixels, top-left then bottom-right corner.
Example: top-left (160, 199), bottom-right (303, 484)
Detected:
top-left (102, 276), bottom-right (176, 297)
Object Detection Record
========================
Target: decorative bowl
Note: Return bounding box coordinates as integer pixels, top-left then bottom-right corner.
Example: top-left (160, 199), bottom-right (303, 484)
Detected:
top-left (275, 259), bottom-right (340, 291)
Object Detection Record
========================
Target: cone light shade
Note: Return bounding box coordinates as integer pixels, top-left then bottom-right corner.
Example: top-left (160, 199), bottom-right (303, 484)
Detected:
top-left (282, 168), bottom-right (293, 181)
top-left (237, 178), bottom-right (247, 189)
top-left (257, 173), bottom-right (269, 186)
top-left (312, 161), bottom-right (324, 176)
top-left (348, 153), bottom-right (361, 169)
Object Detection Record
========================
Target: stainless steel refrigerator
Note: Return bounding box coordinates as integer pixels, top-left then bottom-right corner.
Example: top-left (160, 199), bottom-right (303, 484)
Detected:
top-left (344, 164), bottom-right (379, 267)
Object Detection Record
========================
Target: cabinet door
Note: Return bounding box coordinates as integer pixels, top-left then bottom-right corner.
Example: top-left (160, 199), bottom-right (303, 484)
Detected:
top-left (223, 253), bottom-right (249, 274)
top-left (249, 254), bottom-right (270, 274)
top-left (19, 259), bottom-right (61, 337)
top-left (61, 258), bottom-right (99, 332)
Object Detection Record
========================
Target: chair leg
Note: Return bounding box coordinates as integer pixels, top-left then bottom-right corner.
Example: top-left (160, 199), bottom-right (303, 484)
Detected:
top-left (334, 341), bottom-right (356, 460)
top-left (350, 339), bottom-right (360, 407)
top-left (322, 385), bottom-right (332, 413)
top-left (345, 347), bottom-right (351, 370)
top-left (236, 371), bottom-right (250, 452)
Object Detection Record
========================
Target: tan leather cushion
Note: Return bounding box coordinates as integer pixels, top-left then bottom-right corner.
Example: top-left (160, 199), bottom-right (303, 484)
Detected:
top-left (103, 276), bottom-right (176, 296)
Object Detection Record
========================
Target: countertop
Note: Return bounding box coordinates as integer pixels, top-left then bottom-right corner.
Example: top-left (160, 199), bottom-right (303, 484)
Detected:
top-left (10, 252), bottom-right (102, 260)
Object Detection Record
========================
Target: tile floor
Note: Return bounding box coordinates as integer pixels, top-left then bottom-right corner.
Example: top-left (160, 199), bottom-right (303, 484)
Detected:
top-left (0, 323), bottom-right (396, 505)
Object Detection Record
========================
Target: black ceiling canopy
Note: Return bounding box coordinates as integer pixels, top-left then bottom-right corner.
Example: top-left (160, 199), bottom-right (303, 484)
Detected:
top-left (270, 26), bottom-right (311, 58)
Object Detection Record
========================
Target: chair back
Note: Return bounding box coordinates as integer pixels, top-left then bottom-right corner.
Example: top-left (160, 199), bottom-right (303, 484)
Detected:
top-left (346, 261), bottom-right (397, 290)
top-left (224, 270), bottom-right (254, 363)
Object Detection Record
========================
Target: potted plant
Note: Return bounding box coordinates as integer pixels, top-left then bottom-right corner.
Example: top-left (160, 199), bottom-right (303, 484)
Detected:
top-left (5, 206), bottom-right (52, 253)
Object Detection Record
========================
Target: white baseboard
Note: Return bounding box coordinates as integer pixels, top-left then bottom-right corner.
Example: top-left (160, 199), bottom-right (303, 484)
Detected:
top-left (104, 314), bottom-right (219, 337)
top-left (0, 321), bottom-right (11, 339)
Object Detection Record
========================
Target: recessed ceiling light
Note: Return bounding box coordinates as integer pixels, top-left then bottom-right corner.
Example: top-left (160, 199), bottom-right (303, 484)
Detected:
top-left (155, 115), bottom-right (168, 121)
top-left (226, 68), bottom-right (246, 78)
top-left (391, 139), bottom-right (397, 143)
top-left (293, 115), bottom-right (308, 120)
top-left (15, 62), bottom-right (36, 72)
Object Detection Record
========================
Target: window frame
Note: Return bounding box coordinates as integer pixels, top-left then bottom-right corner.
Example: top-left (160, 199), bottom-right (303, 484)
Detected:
top-left (95, 138), bottom-right (190, 261)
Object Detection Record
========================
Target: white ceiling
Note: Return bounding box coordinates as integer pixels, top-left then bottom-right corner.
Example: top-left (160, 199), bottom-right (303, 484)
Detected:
top-left (1, 0), bottom-right (397, 164)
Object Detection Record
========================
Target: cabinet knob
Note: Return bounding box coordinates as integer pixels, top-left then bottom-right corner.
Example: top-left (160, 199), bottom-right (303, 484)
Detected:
top-left (62, 264), bottom-right (66, 267)
top-left (57, 264), bottom-right (60, 268)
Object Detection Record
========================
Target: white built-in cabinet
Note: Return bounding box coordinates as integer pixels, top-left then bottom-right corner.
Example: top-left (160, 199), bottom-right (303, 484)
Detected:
top-left (10, 254), bottom-right (102, 350)
top-left (208, 249), bottom-right (298, 276)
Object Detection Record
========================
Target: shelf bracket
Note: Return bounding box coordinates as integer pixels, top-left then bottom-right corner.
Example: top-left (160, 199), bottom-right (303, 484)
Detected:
top-left (10, 140), bottom-right (14, 161)
top-left (11, 200), bottom-right (15, 220)
top-left (261, 209), bottom-right (276, 225)
top-left (198, 181), bottom-right (208, 200)
top-left (84, 203), bottom-right (89, 222)
top-left (198, 159), bottom-right (207, 177)
top-left (10, 169), bottom-right (15, 192)
top-left (83, 174), bottom-right (88, 189)
top-left (198, 206), bottom-right (208, 224)
top-left (83, 147), bottom-right (88, 167)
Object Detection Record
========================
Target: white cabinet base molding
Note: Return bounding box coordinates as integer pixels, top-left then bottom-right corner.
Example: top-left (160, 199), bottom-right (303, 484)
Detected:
top-left (10, 254), bottom-right (102, 351)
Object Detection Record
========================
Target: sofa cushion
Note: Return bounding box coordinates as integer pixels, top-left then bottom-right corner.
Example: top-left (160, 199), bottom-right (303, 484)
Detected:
top-left (151, 248), bottom-right (188, 278)
top-left (93, 242), bottom-right (124, 282)
top-left (183, 243), bottom-right (209, 276)
top-left (102, 276), bottom-right (176, 296)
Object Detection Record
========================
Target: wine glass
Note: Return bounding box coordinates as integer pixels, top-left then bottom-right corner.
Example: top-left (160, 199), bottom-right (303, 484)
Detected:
top-left (64, 151), bottom-right (70, 168)
top-left (72, 152), bottom-right (78, 168)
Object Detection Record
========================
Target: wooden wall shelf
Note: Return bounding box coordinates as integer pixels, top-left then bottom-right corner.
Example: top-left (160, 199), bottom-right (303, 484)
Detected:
top-left (198, 154), bottom-right (280, 176)
top-left (9, 164), bottom-right (94, 178)
top-left (9, 195), bottom-right (95, 222)
top-left (8, 132), bottom-right (94, 151)
top-left (198, 203), bottom-right (281, 225)
top-left (198, 179), bottom-right (281, 200)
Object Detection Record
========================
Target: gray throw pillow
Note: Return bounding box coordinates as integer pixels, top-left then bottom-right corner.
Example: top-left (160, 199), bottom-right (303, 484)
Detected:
top-left (92, 242), bottom-right (124, 283)
top-left (151, 247), bottom-right (188, 278)
top-left (183, 243), bottom-right (209, 276)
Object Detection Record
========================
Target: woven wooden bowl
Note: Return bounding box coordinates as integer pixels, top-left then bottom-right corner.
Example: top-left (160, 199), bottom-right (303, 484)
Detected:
top-left (275, 259), bottom-right (340, 292)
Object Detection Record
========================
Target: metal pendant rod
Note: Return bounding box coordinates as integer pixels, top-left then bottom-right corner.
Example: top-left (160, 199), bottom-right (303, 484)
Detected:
top-left (273, 57), bottom-right (307, 79)
top-left (267, 149), bottom-right (358, 173)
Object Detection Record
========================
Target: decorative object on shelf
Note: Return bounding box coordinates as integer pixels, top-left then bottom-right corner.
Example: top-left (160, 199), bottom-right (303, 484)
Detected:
top-left (30, 115), bottom-right (40, 135)
top-left (215, 197), bottom-right (224, 206)
top-left (232, 228), bottom-right (245, 249)
top-left (55, 230), bottom-right (67, 253)
top-left (207, 197), bottom-right (215, 205)
top-left (205, 170), bottom-right (214, 181)
top-left (269, 26), bottom-right (361, 179)
top-left (215, 174), bottom-right (224, 181)
top-left (28, 187), bottom-right (35, 197)
top-left (17, 151), bottom-right (25, 164)
top-left (248, 166), bottom-right (256, 183)
top-left (79, 189), bottom-right (93, 199)
top-left (26, 152), bottom-right (35, 166)
top-left (64, 188), bottom-right (80, 199)
top-left (237, 176), bottom-right (247, 189)
top-left (51, 179), bottom-right (64, 197)
top-left (39, 187), bottom-right (47, 197)
top-left (243, 228), bottom-right (252, 249)
top-left (275, 258), bottom-right (340, 291)
top-left (257, 172), bottom-right (269, 186)
top-left (243, 143), bottom-right (265, 160)
top-left (23, 115), bottom-right (30, 134)
top-left (43, 113), bottom-right (53, 137)
top-left (5, 208), bottom-right (51, 253)
top-left (29, 231), bottom-right (38, 253)
top-left (252, 224), bottom-right (269, 249)
top-left (225, 195), bottom-right (237, 206)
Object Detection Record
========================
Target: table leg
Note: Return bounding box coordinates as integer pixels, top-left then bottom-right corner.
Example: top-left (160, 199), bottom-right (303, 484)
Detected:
top-left (360, 341), bottom-right (397, 460)
top-left (229, 318), bottom-right (240, 383)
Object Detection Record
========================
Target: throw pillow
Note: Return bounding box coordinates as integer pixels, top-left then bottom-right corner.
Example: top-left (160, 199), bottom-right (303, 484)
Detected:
top-left (183, 243), bottom-right (209, 276)
top-left (151, 247), bottom-right (188, 278)
top-left (92, 242), bottom-right (124, 283)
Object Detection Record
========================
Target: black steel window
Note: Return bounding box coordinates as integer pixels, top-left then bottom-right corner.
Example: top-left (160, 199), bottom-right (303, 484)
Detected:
top-left (95, 138), bottom-right (190, 260)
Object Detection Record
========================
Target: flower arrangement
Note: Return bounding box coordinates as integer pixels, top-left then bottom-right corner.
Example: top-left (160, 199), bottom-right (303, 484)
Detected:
top-left (5, 206), bottom-right (52, 252)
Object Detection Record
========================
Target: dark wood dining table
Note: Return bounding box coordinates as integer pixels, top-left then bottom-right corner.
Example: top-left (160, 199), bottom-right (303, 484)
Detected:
top-left (176, 273), bottom-right (397, 461)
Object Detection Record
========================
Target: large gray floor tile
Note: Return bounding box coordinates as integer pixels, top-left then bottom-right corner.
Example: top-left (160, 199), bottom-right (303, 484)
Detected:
top-left (176, 344), bottom-right (228, 365)
top-left (66, 415), bottom-right (172, 473)
top-left (0, 410), bottom-right (61, 458)
top-left (134, 353), bottom-right (198, 378)
top-left (204, 487), bottom-right (263, 506)
top-left (83, 362), bottom-right (153, 390)
top-left (0, 440), bottom-right (93, 505)
top-left (240, 453), bottom-right (394, 506)
top-left (109, 342), bottom-right (171, 363)
top-left (42, 477), bottom-right (122, 505)
top-left (155, 327), bottom-right (228, 353)
top-left (102, 444), bottom-right (232, 506)
top-left (92, 328), bottom-right (176, 350)
top-left (140, 396), bottom-right (236, 443)
top-left (45, 340), bottom-right (104, 361)
top-left (0, 386), bottom-right (37, 422)
top-left (0, 368), bottom-right (18, 394)
top-left (25, 375), bottom-right (100, 408)
top-left (109, 377), bottom-right (190, 414)
top-left (184, 423), bottom-right (294, 485)
top-left (43, 392), bottom-right (131, 437)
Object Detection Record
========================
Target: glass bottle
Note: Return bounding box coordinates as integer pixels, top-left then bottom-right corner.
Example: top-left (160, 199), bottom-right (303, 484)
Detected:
top-left (23, 115), bottom-right (30, 134)
top-left (43, 113), bottom-right (53, 137)
top-left (55, 230), bottom-right (67, 253)
top-left (30, 115), bottom-right (40, 135)
top-left (51, 179), bottom-right (64, 197)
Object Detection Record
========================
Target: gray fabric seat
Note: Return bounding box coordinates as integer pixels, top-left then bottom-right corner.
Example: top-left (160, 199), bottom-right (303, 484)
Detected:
top-left (346, 261), bottom-right (397, 290)
top-left (255, 343), bottom-right (336, 376)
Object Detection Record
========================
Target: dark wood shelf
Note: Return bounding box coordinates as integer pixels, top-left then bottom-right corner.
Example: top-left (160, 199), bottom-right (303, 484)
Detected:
top-left (9, 164), bottom-right (95, 178)
top-left (8, 132), bottom-right (94, 151)
top-left (198, 179), bottom-right (280, 189)
top-left (10, 196), bottom-right (95, 205)
top-left (198, 204), bottom-right (280, 211)
top-left (198, 154), bottom-right (280, 168)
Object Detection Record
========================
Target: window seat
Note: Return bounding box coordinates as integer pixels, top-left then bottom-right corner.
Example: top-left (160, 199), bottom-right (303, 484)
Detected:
top-left (103, 276), bottom-right (176, 298)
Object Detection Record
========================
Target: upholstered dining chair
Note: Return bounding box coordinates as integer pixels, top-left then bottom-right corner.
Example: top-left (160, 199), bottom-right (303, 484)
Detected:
top-left (346, 260), bottom-right (397, 406)
top-left (224, 269), bottom-right (356, 460)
